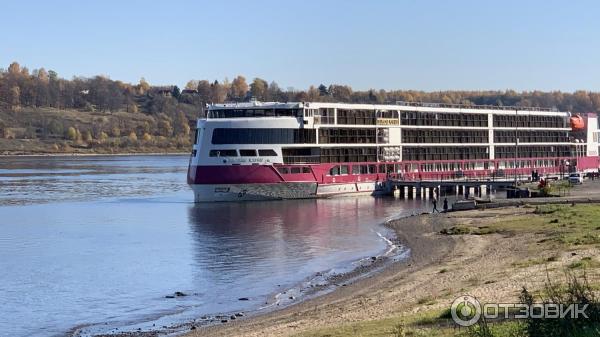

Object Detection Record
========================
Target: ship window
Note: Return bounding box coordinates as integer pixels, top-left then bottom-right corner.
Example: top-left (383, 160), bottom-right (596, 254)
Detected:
top-left (209, 108), bottom-right (302, 118)
top-left (340, 165), bottom-right (349, 175)
top-left (368, 165), bottom-right (377, 174)
top-left (212, 128), bottom-right (316, 144)
top-left (277, 167), bottom-right (289, 174)
top-left (209, 149), bottom-right (238, 157)
top-left (302, 167), bottom-right (312, 173)
top-left (290, 167), bottom-right (301, 174)
top-left (239, 149), bottom-right (257, 156)
top-left (258, 149), bottom-right (277, 156)
top-left (329, 166), bottom-right (340, 176)
top-left (352, 165), bottom-right (361, 174)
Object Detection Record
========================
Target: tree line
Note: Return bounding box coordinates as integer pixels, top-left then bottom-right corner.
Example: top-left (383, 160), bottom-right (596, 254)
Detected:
top-left (2, 61), bottom-right (600, 116)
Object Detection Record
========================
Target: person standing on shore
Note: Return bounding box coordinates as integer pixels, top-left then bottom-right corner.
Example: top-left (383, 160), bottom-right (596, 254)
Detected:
top-left (432, 198), bottom-right (440, 213)
top-left (443, 198), bottom-right (448, 212)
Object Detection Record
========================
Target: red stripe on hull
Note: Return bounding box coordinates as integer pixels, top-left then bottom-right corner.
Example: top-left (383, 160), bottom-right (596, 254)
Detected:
top-left (188, 156), bottom-right (599, 186)
top-left (189, 165), bottom-right (288, 184)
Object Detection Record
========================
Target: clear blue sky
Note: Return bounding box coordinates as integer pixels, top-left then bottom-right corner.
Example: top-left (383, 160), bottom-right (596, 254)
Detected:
top-left (3, 0), bottom-right (599, 91)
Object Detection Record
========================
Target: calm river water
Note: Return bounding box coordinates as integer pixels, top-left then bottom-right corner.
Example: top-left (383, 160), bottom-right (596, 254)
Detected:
top-left (0, 155), bottom-right (431, 337)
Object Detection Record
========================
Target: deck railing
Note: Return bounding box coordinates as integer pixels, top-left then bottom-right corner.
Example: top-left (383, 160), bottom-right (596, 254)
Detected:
top-left (395, 101), bottom-right (558, 112)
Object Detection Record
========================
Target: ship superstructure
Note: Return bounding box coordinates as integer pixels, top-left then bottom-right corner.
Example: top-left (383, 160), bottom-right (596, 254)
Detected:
top-left (187, 101), bottom-right (599, 201)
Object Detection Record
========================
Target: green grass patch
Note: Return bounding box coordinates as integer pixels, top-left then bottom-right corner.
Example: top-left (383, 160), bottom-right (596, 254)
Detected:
top-left (440, 226), bottom-right (472, 235)
top-left (416, 296), bottom-right (437, 306)
top-left (568, 257), bottom-right (600, 270)
top-left (480, 205), bottom-right (600, 248)
top-left (440, 226), bottom-right (501, 236)
top-left (511, 258), bottom-right (547, 269)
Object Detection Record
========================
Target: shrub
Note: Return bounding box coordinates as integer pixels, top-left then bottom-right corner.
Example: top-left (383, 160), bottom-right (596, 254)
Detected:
top-left (520, 271), bottom-right (600, 337)
top-left (84, 130), bottom-right (93, 142)
top-left (46, 120), bottom-right (64, 135)
top-left (66, 126), bottom-right (78, 141)
top-left (98, 131), bottom-right (108, 142)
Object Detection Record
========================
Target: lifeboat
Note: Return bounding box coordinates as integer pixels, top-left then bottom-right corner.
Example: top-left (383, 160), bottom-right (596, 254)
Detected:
top-left (570, 115), bottom-right (585, 130)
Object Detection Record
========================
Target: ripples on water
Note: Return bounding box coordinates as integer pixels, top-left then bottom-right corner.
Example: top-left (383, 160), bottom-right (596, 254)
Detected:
top-left (0, 155), bottom-right (430, 337)
top-left (0, 156), bottom-right (185, 205)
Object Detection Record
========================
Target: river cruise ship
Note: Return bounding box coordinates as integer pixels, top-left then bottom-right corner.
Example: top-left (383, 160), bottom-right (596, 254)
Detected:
top-left (187, 101), bottom-right (599, 202)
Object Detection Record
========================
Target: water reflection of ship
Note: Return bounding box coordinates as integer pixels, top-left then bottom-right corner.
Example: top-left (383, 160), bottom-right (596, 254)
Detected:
top-left (186, 197), bottom-right (420, 277)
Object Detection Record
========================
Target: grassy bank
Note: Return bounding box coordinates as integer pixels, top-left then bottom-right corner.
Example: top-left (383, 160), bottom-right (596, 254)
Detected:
top-left (0, 107), bottom-right (193, 155)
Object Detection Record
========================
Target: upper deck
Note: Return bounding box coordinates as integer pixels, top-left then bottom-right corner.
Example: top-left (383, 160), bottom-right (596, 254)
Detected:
top-left (204, 101), bottom-right (571, 131)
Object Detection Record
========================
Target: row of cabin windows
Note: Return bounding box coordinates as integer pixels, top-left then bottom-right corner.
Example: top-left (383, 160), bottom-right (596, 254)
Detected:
top-left (212, 128), bottom-right (316, 144)
top-left (495, 145), bottom-right (572, 158)
top-left (494, 130), bottom-right (570, 143)
top-left (327, 159), bottom-right (570, 175)
top-left (276, 166), bottom-right (312, 175)
top-left (282, 147), bottom-right (380, 164)
top-left (334, 110), bottom-right (399, 125)
top-left (315, 108), bottom-right (335, 124)
top-left (208, 108), bottom-right (565, 128)
top-left (318, 128), bottom-right (378, 144)
top-left (208, 149), bottom-right (278, 157)
top-left (309, 108), bottom-right (398, 119)
top-left (401, 111), bottom-right (488, 127)
top-left (493, 115), bottom-right (565, 128)
top-left (328, 164), bottom-right (378, 176)
top-left (320, 147), bottom-right (378, 163)
top-left (337, 109), bottom-right (376, 125)
top-left (402, 146), bottom-right (489, 161)
top-left (282, 148), bottom-right (321, 164)
top-left (497, 159), bottom-right (565, 169)
top-left (208, 109), bottom-right (302, 118)
top-left (402, 129), bottom-right (488, 144)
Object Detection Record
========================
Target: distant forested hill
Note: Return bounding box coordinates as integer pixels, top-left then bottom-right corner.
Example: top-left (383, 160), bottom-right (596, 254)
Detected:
top-left (0, 61), bottom-right (599, 154)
